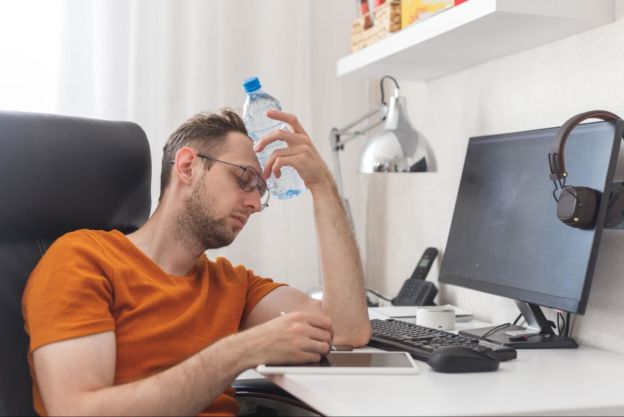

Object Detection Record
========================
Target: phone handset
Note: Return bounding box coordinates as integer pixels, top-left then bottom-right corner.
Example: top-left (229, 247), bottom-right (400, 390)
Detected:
top-left (392, 247), bottom-right (439, 306)
top-left (409, 247), bottom-right (438, 280)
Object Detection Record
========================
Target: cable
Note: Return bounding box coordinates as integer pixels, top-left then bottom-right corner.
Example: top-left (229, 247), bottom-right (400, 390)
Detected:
top-left (366, 288), bottom-right (393, 302)
top-left (566, 312), bottom-right (571, 337)
top-left (481, 312), bottom-right (526, 342)
top-left (481, 323), bottom-right (511, 341)
top-left (554, 310), bottom-right (572, 337)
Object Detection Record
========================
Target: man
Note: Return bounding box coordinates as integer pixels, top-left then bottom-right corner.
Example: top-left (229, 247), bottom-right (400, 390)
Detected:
top-left (22, 108), bottom-right (371, 416)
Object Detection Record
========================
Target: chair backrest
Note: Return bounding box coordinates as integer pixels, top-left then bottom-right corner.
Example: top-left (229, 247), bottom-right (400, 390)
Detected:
top-left (0, 111), bottom-right (151, 416)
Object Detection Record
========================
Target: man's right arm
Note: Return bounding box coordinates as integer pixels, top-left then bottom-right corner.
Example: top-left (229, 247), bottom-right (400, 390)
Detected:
top-left (34, 311), bottom-right (332, 416)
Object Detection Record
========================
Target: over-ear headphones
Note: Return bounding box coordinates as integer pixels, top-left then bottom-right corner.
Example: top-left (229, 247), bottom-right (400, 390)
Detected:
top-left (548, 110), bottom-right (624, 229)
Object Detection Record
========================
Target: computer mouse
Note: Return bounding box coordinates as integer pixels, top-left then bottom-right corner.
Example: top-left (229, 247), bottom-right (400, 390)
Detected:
top-left (427, 346), bottom-right (500, 373)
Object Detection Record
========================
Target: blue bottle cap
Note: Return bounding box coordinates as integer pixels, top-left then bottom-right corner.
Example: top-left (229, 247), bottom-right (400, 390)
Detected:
top-left (243, 76), bottom-right (262, 93)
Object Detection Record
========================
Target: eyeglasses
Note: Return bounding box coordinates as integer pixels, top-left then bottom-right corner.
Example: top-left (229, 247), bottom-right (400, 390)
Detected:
top-left (196, 153), bottom-right (270, 210)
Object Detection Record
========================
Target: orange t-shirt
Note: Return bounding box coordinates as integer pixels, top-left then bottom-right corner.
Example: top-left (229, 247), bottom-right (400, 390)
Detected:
top-left (22, 229), bottom-right (286, 416)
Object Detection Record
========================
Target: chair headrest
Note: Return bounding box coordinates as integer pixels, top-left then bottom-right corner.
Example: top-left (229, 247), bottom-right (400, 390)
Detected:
top-left (0, 111), bottom-right (151, 237)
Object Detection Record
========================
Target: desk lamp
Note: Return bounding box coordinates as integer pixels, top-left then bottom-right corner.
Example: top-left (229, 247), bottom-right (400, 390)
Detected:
top-left (330, 75), bottom-right (437, 224)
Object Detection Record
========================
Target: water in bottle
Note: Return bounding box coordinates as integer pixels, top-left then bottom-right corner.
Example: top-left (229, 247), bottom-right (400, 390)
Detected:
top-left (242, 76), bottom-right (306, 199)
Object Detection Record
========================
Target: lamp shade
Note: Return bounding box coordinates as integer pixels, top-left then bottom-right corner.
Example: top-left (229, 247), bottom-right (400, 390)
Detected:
top-left (359, 96), bottom-right (436, 173)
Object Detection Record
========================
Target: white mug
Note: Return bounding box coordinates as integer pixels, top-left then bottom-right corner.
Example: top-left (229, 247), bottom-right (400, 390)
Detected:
top-left (416, 307), bottom-right (455, 330)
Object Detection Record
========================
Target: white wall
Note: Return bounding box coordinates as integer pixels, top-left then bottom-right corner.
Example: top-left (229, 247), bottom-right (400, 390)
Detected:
top-left (361, 1), bottom-right (624, 352)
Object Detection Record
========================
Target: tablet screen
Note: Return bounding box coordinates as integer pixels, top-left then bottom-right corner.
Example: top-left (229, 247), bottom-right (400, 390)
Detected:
top-left (257, 352), bottom-right (418, 374)
top-left (279, 352), bottom-right (414, 368)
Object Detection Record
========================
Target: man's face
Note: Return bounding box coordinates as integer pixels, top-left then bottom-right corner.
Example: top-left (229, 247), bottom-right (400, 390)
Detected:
top-left (178, 132), bottom-right (263, 249)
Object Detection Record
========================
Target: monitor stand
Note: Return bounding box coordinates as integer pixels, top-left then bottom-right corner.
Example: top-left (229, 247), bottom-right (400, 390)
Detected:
top-left (459, 301), bottom-right (578, 349)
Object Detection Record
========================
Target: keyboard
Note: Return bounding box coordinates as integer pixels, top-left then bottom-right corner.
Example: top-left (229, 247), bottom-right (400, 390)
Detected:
top-left (369, 319), bottom-right (517, 362)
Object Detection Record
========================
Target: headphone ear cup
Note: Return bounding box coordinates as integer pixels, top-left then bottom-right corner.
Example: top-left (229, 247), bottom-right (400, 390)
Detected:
top-left (557, 186), bottom-right (600, 229)
top-left (605, 183), bottom-right (624, 228)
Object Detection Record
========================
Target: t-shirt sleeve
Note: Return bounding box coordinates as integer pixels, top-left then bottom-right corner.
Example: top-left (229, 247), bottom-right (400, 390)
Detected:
top-left (22, 232), bottom-right (116, 353)
top-left (241, 268), bottom-right (287, 322)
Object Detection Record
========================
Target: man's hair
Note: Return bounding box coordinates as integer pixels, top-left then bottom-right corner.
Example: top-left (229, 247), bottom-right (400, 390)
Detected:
top-left (160, 108), bottom-right (248, 199)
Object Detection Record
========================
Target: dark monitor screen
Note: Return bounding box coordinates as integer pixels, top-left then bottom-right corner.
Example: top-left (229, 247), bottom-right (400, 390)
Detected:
top-left (439, 121), bottom-right (621, 314)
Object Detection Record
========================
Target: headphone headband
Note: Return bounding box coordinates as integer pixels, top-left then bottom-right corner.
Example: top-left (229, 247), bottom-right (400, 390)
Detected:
top-left (548, 110), bottom-right (621, 181)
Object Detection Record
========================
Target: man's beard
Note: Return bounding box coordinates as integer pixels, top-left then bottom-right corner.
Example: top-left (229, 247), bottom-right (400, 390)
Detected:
top-left (176, 177), bottom-right (236, 250)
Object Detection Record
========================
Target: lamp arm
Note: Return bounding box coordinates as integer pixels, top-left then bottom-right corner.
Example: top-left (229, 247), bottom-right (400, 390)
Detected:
top-left (331, 107), bottom-right (382, 151)
top-left (330, 103), bottom-right (387, 196)
top-left (332, 75), bottom-right (399, 150)
top-left (335, 119), bottom-right (385, 148)
top-left (330, 128), bottom-right (347, 199)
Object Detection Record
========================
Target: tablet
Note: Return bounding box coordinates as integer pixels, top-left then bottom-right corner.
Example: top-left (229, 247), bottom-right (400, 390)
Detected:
top-left (256, 351), bottom-right (419, 374)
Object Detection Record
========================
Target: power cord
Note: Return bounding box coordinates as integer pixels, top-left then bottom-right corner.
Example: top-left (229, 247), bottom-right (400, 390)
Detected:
top-left (555, 311), bottom-right (572, 337)
top-left (480, 323), bottom-right (511, 341)
top-left (366, 288), bottom-right (393, 303)
top-left (557, 311), bottom-right (567, 336)
top-left (566, 312), bottom-right (571, 337)
top-left (482, 313), bottom-right (531, 342)
top-left (477, 311), bottom-right (572, 343)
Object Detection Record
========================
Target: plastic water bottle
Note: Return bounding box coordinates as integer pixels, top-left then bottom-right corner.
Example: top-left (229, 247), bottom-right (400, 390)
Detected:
top-left (242, 76), bottom-right (306, 199)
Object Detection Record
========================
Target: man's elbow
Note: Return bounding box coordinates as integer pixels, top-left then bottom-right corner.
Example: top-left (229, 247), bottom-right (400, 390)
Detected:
top-left (352, 321), bottom-right (372, 347)
top-left (336, 321), bottom-right (372, 348)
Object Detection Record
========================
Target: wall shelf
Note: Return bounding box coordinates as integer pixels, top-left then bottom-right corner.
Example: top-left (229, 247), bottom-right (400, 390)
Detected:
top-left (337, 0), bottom-right (615, 81)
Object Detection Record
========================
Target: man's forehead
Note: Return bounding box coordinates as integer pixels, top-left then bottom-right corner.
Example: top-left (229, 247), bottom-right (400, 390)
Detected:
top-left (220, 132), bottom-right (261, 168)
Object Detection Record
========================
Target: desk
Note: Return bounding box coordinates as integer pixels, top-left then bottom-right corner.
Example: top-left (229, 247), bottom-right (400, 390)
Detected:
top-left (252, 315), bottom-right (624, 415)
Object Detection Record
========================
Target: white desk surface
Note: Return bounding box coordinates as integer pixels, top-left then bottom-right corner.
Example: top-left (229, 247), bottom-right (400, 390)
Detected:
top-left (244, 313), bottom-right (624, 416)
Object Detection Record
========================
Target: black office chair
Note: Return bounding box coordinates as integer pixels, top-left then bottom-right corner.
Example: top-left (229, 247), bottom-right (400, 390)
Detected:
top-left (0, 110), bottom-right (151, 416)
top-left (234, 378), bottom-right (321, 416)
top-left (0, 110), bottom-right (319, 417)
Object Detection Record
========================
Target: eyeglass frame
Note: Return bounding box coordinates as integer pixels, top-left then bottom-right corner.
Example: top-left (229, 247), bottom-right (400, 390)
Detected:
top-left (170, 153), bottom-right (270, 210)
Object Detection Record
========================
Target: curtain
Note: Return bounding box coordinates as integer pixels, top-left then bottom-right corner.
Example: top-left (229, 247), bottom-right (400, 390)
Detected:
top-left (57, 0), bottom-right (313, 190)
top-left (0, 0), bottom-right (63, 112)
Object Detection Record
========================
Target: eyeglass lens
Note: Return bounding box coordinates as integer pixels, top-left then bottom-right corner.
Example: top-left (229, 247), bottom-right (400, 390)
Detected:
top-left (241, 168), bottom-right (268, 202)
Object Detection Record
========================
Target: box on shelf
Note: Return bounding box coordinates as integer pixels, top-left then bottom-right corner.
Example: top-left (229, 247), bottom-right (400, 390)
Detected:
top-left (351, 0), bottom-right (401, 52)
top-left (401, 0), bottom-right (454, 29)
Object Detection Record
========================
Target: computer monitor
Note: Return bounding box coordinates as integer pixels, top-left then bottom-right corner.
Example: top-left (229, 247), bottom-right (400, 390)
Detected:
top-left (439, 120), bottom-right (623, 348)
